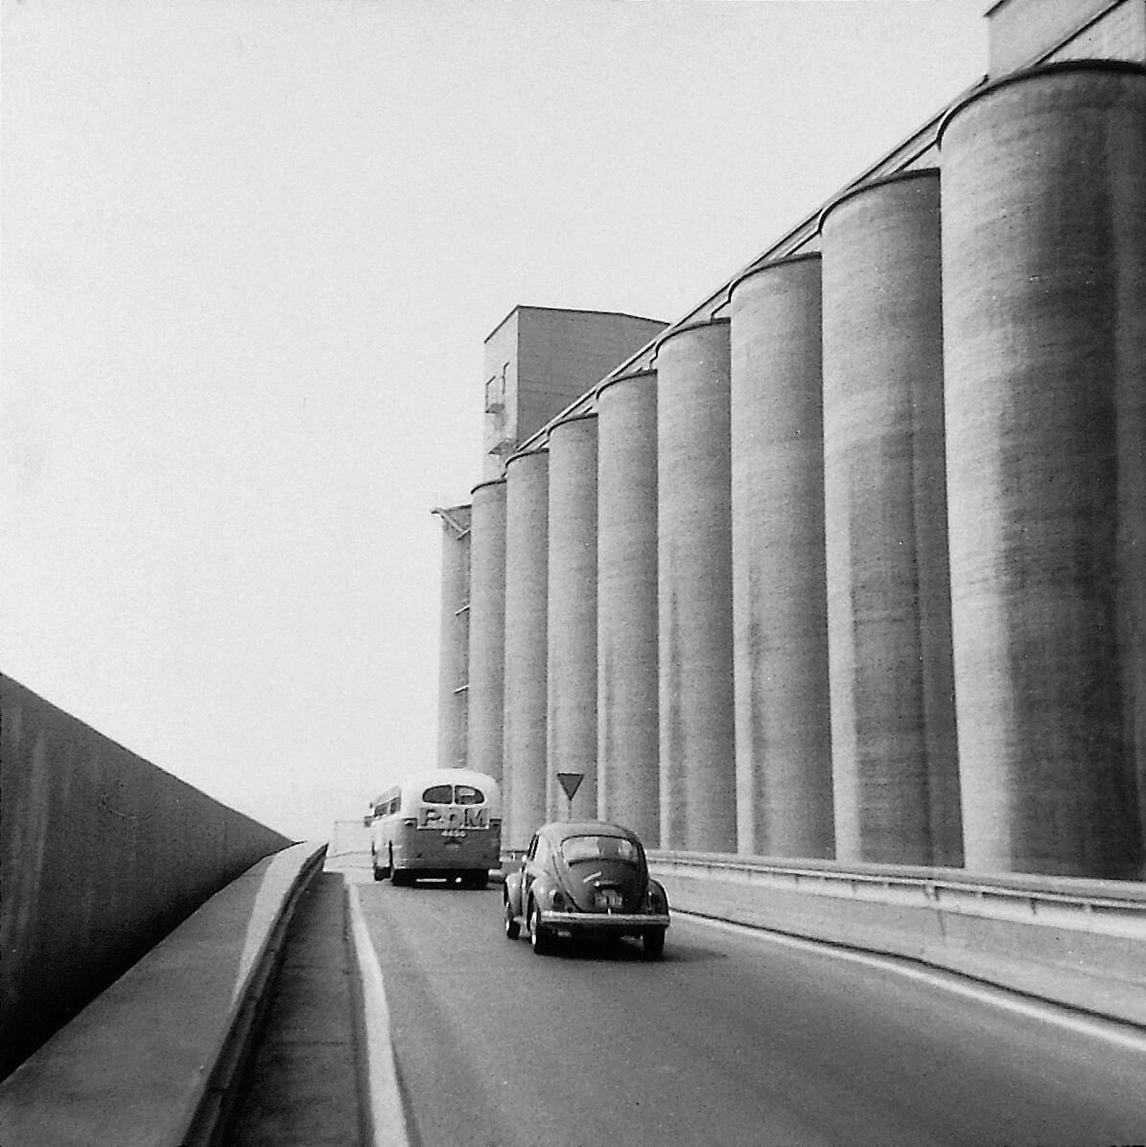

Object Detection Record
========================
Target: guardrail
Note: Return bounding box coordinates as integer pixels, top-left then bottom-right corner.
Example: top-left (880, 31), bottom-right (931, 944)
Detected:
top-left (646, 851), bottom-right (1146, 1026)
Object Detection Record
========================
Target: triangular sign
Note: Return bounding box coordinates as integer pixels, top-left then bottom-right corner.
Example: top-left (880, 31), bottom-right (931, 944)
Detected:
top-left (556, 772), bottom-right (584, 801)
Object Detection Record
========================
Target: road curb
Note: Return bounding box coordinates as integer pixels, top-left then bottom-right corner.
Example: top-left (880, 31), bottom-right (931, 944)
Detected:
top-left (347, 883), bottom-right (411, 1147)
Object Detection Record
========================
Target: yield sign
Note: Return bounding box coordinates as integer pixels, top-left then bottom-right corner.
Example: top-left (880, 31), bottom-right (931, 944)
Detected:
top-left (556, 772), bottom-right (584, 802)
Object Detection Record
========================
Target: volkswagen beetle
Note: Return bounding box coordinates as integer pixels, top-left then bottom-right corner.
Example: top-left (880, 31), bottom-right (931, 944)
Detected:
top-left (503, 821), bottom-right (670, 958)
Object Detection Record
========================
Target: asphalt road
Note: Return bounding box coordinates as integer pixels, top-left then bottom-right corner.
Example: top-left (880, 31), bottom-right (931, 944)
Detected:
top-left (357, 877), bottom-right (1146, 1147)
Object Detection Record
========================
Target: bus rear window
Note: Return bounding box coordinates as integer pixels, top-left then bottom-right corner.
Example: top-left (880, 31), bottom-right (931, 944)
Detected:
top-left (421, 783), bottom-right (487, 805)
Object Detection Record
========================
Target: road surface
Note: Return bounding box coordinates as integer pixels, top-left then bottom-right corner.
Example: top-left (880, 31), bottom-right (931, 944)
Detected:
top-left (356, 876), bottom-right (1146, 1147)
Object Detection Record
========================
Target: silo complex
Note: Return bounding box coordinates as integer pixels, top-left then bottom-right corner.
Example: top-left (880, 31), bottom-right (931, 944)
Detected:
top-left (466, 480), bottom-right (506, 785)
top-left (820, 170), bottom-right (962, 866)
top-left (546, 415), bottom-right (599, 822)
top-left (656, 320), bottom-right (737, 853)
top-left (503, 449), bottom-right (550, 850)
top-left (596, 371), bottom-right (661, 844)
top-left (729, 256), bottom-right (834, 859)
top-left (434, 505), bottom-right (471, 771)
top-left (434, 9), bottom-right (1145, 881)
top-left (940, 61), bottom-right (1146, 878)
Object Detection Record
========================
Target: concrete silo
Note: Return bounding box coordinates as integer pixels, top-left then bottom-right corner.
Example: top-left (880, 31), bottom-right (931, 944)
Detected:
top-left (655, 319), bottom-right (737, 853)
top-left (596, 370), bottom-right (660, 844)
top-left (820, 169), bottom-right (963, 867)
top-left (546, 414), bottom-right (599, 822)
top-left (728, 255), bottom-right (834, 859)
top-left (940, 61), bottom-right (1146, 878)
top-left (503, 449), bottom-right (550, 850)
top-left (467, 479), bottom-right (506, 786)
top-left (433, 504), bottom-right (471, 771)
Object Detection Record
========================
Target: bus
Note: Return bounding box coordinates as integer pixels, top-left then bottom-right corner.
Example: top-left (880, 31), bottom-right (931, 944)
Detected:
top-left (369, 768), bottom-right (502, 888)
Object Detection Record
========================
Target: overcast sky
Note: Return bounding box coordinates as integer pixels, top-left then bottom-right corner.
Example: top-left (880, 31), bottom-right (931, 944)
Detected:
top-left (2, 0), bottom-right (988, 841)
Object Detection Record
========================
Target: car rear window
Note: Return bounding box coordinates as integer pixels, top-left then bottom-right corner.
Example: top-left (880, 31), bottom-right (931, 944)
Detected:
top-left (455, 785), bottom-right (485, 805)
top-left (560, 835), bottom-right (639, 864)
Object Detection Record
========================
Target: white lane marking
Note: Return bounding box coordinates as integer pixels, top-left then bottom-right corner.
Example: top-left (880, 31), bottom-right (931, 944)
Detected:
top-left (678, 910), bottom-right (1146, 1055)
top-left (348, 884), bottom-right (411, 1147)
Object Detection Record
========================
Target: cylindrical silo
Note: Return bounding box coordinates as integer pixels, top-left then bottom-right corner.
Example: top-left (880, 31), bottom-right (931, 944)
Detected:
top-left (729, 255), bottom-right (834, 860)
top-left (547, 415), bottom-right (598, 822)
top-left (597, 370), bottom-right (660, 844)
top-left (434, 503), bottom-right (471, 771)
top-left (503, 449), bottom-right (549, 850)
top-left (939, 61), bottom-right (1146, 878)
top-left (820, 169), bottom-right (963, 867)
top-left (467, 480), bottom-right (506, 787)
top-left (656, 319), bottom-right (737, 853)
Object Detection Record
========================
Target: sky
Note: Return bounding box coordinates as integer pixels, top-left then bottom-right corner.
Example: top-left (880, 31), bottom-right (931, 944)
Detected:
top-left (2, 0), bottom-right (988, 842)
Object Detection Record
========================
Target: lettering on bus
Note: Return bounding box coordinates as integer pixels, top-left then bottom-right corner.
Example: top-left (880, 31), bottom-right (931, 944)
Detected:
top-left (418, 806), bottom-right (489, 831)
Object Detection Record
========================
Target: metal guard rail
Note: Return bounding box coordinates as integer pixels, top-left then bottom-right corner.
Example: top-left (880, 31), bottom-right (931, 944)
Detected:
top-left (645, 850), bottom-right (1146, 930)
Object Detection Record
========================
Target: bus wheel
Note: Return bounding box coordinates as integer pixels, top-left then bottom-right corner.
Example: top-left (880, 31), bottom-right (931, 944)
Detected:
top-left (371, 853), bottom-right (385, 882)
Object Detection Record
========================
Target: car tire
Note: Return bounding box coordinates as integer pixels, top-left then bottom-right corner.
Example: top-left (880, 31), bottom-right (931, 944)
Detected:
top-left (467, 869), bottom-right (489, 890)
top-left (528, 901), bottom-right (553, 956)
top-left (504, 897), bottom-right (520, 940)
top-left (642, 928), bottom-right (666, 960)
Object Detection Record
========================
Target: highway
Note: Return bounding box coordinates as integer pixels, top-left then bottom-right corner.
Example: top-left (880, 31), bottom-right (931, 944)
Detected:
top-left (356, 875), bottom-right (1146, 1147)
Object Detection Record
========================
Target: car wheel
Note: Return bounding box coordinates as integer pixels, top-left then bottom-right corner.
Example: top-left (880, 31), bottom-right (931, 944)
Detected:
top-left (528, 901), bottom-right (553, 955)
top-left (642, 927), bottom-right (666, 960)
top-left (504, 897), bottom-right (520, 940)
top-left (464, 869), bottom-right (488, 890)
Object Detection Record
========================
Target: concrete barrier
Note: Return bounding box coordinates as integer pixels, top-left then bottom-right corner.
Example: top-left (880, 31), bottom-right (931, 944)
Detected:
top-left (0, 675), bottom-right (291, 1078)
top-left (0, 841), bottom-right (326, 1147)
top-left (649, 852), bottom-right (1146, 1026)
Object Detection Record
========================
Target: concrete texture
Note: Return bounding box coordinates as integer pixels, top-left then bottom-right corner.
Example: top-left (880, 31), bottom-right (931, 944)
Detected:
top-left (655, 320), bottom-right (737, 853)
top-left (466, 479), bottom-right (507, 785)
top-left (729, 255), bottom-right (835, 861)
top-left (820, 169), bottom-right (963, 867)
top-left (503, 449), bottom-right (549, 850)
top-left (546, 415), bottom-right (598, 822)
top-left (0, 841), bottom-right (324, 1146)
top-left (596, 370), bottom-right (661, 844)
top-left (0, 675), bottom-right (290, 1080)
top-left (940, 62), bottom-right (1146, 878)
top-left (435, 504), bottom-right (471, 771)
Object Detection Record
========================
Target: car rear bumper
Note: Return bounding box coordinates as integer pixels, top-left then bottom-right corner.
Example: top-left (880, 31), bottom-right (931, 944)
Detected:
top-left (542, 912), bottom-right (670, 928)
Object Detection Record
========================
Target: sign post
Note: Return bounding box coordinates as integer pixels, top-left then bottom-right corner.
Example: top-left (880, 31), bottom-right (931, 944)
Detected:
top-left (555, 772), bottom-right (584, 821)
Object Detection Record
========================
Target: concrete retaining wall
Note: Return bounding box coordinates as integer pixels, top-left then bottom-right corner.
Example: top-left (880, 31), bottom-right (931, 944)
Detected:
top-left (650, 852), bottom-right (1146, 1026)
top-left (0, 674), bottom-right (290, 1079)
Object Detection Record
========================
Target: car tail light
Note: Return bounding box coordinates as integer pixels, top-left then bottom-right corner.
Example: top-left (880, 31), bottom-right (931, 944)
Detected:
top-left (551, 889), bottom-right (567, 910)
